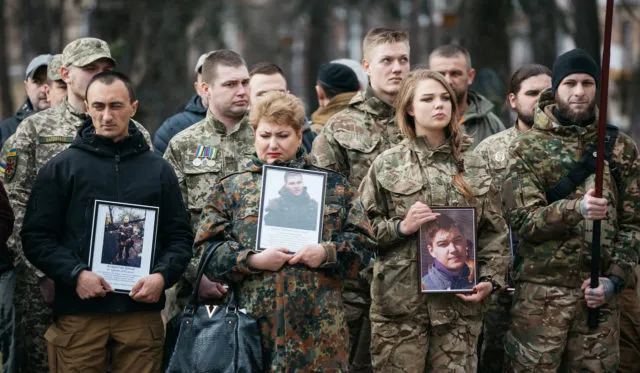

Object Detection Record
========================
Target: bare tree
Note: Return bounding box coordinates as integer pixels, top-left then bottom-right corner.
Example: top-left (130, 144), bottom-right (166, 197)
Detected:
top-left (458, 0), bottom-right (512, 83)
top-left (571, 0), bottom-right (601, 65)
top-left (0, 0), bottom-right (13, 117)
top-left (522, 0), bottom-right (558, 68)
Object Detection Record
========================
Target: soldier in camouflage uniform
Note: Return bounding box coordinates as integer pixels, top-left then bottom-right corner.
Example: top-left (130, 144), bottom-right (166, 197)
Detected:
top-left (45, 54), bottom-right (67, 107)
top-left (428, 45), bottom-right (506, 150)
top-left (474, 64), bottom-right (551, 373)
top-left (359, 69), bottom-right (508, 373)
top-left (310, 27), bottom-right (410, 373)
top-left (163, 50), bottom-right (254, 319)
top-left (503, 49), bottom-right (640, 372)
top-left (194, 92), bottom-right (376, 372)
top-left (1, 37), bottom-right (151, 373)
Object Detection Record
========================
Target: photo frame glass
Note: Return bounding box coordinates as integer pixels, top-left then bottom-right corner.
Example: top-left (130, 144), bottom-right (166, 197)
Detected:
top-left (256, 165), bottom-right (327, 253)
top-left (88, 200), bottom-right (159, 294)
top-left (419, 207), bottom-right (477, 293)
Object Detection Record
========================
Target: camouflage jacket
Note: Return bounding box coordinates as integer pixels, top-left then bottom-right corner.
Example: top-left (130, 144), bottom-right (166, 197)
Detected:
top-left (1, 98), bottom-right (151, 283)
top-left (359, 136), bottom-right (509, 326)
top-left (504, 89), bottom-right (640, 288)
top-left (163, 111), bottom-right (254, 233)
top-left (310, 85), bottom-right (404, 188)
top-left (474, 125), bottom-right (523, 190)
top-left (461, 90), bottom-right (506, 150)
top-left (309, 91), bottom-right (357, 134)
top-left (193, 155), bottom-right (376, 372)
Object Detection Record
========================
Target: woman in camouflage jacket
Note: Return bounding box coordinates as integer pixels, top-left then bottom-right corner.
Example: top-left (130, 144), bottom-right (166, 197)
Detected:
top-left (359, 69), bottom-right (509, 373)
top-left (193, 92), bottom-right (376, 372)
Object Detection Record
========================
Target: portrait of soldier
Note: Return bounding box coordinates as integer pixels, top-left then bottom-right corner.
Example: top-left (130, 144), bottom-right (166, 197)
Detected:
top-left (421, 213), bottom-right (474, 291)
top-left (263, 171), bottom-right (319, 231)
top-left (101, 209), bottom-right (145, 268)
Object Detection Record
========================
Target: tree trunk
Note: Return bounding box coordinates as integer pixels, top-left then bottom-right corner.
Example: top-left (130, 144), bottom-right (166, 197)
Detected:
top-left (522, 0), bottom-right (558, 69)
top-left (571, 0), bottom-right (601, 66)
top-left (630, 67), bottom-right (640, 144)
top-left (0, 0), bottom-right (13, 117)
top-left (458, 0), bottom-right (511, 82)
top-left (304, 0), bottom-right (331, 115)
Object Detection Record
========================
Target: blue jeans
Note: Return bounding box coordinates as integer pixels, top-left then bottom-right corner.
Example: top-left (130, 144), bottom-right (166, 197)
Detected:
top-left (0, 269), bottom-right (16, 373)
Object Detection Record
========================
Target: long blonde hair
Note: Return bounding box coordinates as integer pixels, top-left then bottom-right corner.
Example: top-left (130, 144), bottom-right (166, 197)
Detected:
top-left (396, 69), bottom-right (475, 202)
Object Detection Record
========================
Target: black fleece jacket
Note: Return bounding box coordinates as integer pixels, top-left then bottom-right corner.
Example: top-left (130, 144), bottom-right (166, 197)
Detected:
top-left (22, 119), bottom-right (193, 317)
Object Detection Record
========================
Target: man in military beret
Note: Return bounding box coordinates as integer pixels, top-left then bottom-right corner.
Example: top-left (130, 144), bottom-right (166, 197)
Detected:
top-left (1, 37), bottom-right (152, 373)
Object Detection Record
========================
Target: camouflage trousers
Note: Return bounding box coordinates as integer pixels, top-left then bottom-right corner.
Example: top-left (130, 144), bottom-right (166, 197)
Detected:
top-left (478, 290), bottom-right (513, 373)
top-left (1, 270), bottom-right (16, 373)
top-left (343, 276), bottom-right (373, 373)
top-left (14, 271), bottom-right (52, 373)
top-left (618, 265), bottom-right (640, 373)
top-left (370, 312), bottom-right (483, 373)
top-left (504, 282), bottom-right (619, 373)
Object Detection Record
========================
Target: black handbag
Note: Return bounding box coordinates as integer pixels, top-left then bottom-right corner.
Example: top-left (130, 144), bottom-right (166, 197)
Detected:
top-left (164, 241), bottom-right (264, 373)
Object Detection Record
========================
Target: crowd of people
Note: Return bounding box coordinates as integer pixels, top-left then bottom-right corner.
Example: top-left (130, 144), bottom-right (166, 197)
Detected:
top-left (0, 25), bottom-right (638, 373)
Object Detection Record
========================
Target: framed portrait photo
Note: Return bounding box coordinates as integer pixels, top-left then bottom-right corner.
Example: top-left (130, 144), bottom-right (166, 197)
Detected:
top-left (256, 165), bottom-right (327, 253)
top-left (418, 207), bottom-right (477, 293)
top-left (88, 200), bottom-right (159, 294)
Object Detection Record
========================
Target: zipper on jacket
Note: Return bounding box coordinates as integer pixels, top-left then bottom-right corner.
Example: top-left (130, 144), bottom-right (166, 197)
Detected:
top-left (115, 152), bottom-right (121, 200)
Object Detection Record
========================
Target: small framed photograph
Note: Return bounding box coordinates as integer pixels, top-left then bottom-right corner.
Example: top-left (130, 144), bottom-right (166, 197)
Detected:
top-left (256, 165), bottom-right (327, 253)
top-left (419, 207), bottom-right (477, 293)
top-left (88, 200), bottom-right (159, 294)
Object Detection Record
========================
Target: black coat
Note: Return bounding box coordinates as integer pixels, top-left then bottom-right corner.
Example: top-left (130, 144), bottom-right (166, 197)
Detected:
top-left (22, 119), bottom-right (193, 317)
top-left (0, 181), bottom-right (14, 274)
top-left (153, 95), bottom-right (206, 156)
top-left (0, 99), bottom-right (34, 150)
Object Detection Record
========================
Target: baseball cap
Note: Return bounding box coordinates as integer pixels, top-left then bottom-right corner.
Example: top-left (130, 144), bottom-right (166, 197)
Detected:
top-left (62, 38), bottom-right (114, 67)
top-left (25, 54), bottom-right (52, 80)
top-left (47, 54), bottom-right (64, 81)
top-left (317, 63), bottom-right (360, 92)
top-left (195, 51), bottom-right (216, 74)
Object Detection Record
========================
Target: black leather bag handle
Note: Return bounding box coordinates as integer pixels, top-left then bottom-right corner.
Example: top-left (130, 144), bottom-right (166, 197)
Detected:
top-left (185, 240), bottom-right (226, 313)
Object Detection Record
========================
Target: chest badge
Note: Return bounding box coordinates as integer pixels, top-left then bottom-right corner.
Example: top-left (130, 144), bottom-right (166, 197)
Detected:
top-left (494, 151), bottom-right (505, 162)
top-left (193, 145), bottom-right (217, 167)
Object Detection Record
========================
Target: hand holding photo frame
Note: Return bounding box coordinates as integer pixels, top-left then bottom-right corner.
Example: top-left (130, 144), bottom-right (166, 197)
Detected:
top-left (88, 200), bottom-right (159, 294)
top-left (256, 165), bottom-right (327, 253)
top-left (418, 207), bottom-right (477, 293)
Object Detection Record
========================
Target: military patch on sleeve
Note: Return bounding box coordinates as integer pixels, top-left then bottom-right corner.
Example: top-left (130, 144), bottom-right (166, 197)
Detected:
top-left (38, 136), bottom-right (74, 144)
top-left (4, 148), bottom-right (17, 181)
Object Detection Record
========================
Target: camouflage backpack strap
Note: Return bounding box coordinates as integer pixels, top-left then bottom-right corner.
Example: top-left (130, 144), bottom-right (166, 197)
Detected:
top-left (546, 124), bottom-right (619, 203)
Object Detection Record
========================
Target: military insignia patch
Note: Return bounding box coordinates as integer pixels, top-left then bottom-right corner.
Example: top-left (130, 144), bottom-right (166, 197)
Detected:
top-left (494, 151), bottom-right (505, 162)
top-left (4, 148), bottom-right (17, 181)
top-left (38, 136), bottom-right (74, 144)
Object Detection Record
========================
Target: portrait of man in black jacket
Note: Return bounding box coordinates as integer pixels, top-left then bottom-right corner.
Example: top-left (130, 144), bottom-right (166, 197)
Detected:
top-left (21, 71), bottom-right (193, 373)
top-left (264, 170), bottom-right (319, 231)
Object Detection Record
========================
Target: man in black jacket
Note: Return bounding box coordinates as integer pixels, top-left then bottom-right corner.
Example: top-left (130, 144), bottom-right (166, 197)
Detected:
top-left (0, 180), bottom-right (15, 373)
top-left (152, 51), bottom-right (211, 155)
top-left (0, 54), bottom-right (52, 149)
top-left (21, 71), bottom-right (192, 373)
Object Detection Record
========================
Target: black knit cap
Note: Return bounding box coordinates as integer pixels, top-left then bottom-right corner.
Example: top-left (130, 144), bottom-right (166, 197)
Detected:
top-left (317, 63), bottom-right (360, 92)
top-left (552, 49), bottom-right (600, 92)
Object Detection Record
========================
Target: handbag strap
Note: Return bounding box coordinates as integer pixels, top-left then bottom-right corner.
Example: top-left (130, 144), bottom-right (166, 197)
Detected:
top-left (185, 240), bottom-right (225, 313)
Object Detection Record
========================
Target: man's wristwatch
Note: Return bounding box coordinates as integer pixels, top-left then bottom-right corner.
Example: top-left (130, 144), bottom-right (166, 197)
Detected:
top-left (479, 276), bottom-right (501, 294)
